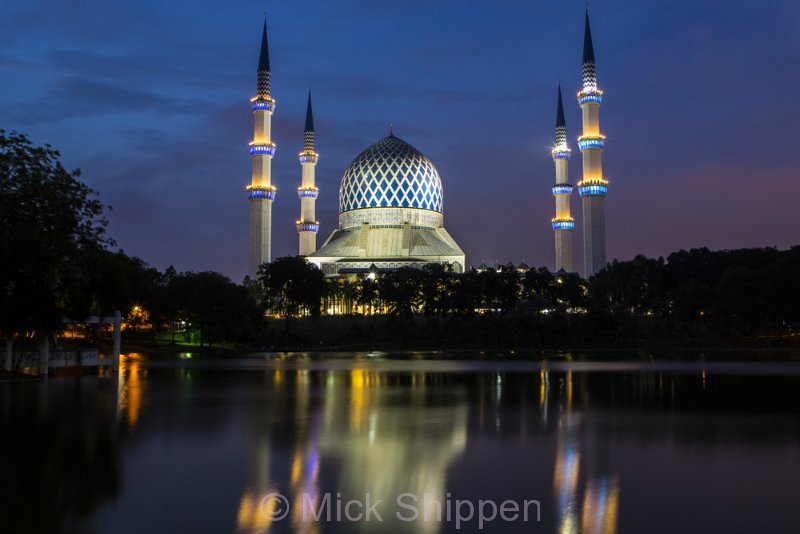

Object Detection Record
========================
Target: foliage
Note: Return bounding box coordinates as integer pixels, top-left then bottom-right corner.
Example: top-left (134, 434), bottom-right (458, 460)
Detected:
top-left (0, 131), bottom-right (111, 338)
top-left (2, 129), bottom-right (798, 349)
top-left (257, 256), bottom-right (325, 318)
top-left (165, 271), bottom-right (260, 347)
top-left (378, 266), bottom-right (423, 318)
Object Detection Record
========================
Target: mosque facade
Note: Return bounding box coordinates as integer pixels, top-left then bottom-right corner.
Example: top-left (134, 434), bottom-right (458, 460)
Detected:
top-left (247, 11), bottom-right (608, 279)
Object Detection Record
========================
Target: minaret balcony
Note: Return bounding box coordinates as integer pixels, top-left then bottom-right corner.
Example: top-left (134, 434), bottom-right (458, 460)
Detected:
top-left (246, 185), bottom-right (276, 200)
top-left (297, 187), bottom-right (319, 199)
top-left (296, 221), bottom-right (320, 233)
top-left (250, 96), bottom-right (276, 112)
top-left (577, 134), bottom-right (605, 151)
top-left (552, 184), bottom-right (574, 196)
top-left (577, 179), bottom-right (609, 197)
top-left (577, 89), bottom-right (603, 106)
top-left (298, 150), bottom-right (319, 164)
top-left (249, 142), bottom-right (276, 156)
top-left (551, 145), bottom-right (571, 160)
top-left (551, 217), bottom-right (575, 230)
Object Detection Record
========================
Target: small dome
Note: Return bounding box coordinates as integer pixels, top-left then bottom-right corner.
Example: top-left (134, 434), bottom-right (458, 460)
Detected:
top-left (339, 135), bottom-right (443, 214)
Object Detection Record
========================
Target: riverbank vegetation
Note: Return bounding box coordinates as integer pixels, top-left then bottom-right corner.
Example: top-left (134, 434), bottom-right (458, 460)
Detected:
top-left (3, 131), bottom-right (800, 357)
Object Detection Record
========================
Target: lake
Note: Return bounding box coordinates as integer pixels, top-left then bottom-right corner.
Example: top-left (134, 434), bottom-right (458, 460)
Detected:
top-left (2, 352), bottom-right (800, 533)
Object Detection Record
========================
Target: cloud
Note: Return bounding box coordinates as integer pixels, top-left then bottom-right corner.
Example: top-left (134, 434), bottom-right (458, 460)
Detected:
top-left (6, 76), bottom-right (202, 124)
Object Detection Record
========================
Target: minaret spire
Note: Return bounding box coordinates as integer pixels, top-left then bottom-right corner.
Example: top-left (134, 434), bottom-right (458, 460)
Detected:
top-left (582, 10), bottom-right (598, 93)
top-left (551, 85), bottom-right (574, 273)
top-left (304, 91), bottom-right (315, 136)
top-left (258, 20), bottom-right (270, 72)
top-left (556, 84), bottom-right (566, 138)
top-left (247, 19), bottom-right (278, 277)
top-left (577, 10), bottom-right (608, 277)
top-left (297, 90), bottom-right (320, 256)
top-left (256, 19), bottom-right (271, 97)
top-left (583, 10), bottom-right (595, 64)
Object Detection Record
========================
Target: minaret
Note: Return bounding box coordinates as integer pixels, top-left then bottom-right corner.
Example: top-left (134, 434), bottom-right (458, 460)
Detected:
top-left (551, 85), bottom-right (574, 273)
top-left (577, 10), bottom-right (608, 277)
top-left (297, 92), bottom-right (320, 255)
top-left (247, 20), bottom-right (277, 278)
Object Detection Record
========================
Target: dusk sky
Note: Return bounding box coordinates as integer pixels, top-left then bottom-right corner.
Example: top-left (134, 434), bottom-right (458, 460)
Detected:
top-left (2, 0), bottom-right (799, 281)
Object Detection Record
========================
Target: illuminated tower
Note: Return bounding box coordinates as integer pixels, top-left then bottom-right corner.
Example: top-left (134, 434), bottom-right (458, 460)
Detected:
top-left (577, 11), bottom-right (608, 277)
top-left (297, 92), bottom-right (319, 256)
top-left (551, 85), bottom-right (574, 273)
top-left (247, 20), bottom-right (277, 277)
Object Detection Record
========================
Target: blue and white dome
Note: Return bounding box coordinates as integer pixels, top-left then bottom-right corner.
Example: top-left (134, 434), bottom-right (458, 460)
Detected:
top-left (339, 135), bottom-right (444, 214)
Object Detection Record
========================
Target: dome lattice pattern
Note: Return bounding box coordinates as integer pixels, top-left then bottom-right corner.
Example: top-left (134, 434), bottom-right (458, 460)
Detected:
top-left (339, 135), bottom-right (443, 214)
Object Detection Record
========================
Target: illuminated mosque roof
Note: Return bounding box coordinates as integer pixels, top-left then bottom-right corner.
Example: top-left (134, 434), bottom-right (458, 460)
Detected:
top-left (339, 134), bottom-right (443, 215)
top-left (308, 133), bottom-right (465, 275)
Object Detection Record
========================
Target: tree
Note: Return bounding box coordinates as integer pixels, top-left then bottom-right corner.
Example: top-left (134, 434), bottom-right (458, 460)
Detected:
top-left (419, 263), bottom-right (453, 317)
top-left (450, 269), bottom-right (480, 315)
top-left (167, 271), bottom-right (259, 348)
top-left (378, 267), bottom-right (423, 318)
top-left (1, 131), bottom-right (111, 366)
top-left (589, 255), bottom-right (666, 316)
top-left (258, 257), bottom-right (324, 318)
top-left (357, 274), bottom-right (380, 315)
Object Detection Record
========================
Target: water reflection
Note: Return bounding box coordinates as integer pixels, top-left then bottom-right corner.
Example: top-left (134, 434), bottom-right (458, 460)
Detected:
top-left (551, 369), bottom-right (619, 534)
top-left (117, 355), bottom-right (146, 430)
top-left (2, 358), bottom-right (800, 533)
top-left (0, 377), bottom-right (122, 534)
top-left (237, 368), bottom-right (468, 533)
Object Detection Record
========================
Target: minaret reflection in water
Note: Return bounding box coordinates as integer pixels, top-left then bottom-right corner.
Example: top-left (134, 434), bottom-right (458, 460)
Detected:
top-left (236, 367), bottom-right (468, 533)
top-left (234, 365), bottom-right (623, 533)
top-left (550, 366), bottom-right (620, 534)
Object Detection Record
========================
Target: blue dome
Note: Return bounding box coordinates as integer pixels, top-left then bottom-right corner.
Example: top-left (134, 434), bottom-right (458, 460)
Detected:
top-left (339, 135), bottom-right (443, 214)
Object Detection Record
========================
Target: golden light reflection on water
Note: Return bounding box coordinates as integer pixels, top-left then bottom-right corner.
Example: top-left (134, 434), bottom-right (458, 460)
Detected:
top-left (237, 367), bottom-right (470, 533)
top-left (581, 477), bottom-right (619, 534)
top-left (237, 485), bottom-right (279, 534)
top-left (117, 355), bottom-right (145, 430)
top-left (552, 364), bottom-right (620, 534)
top-left (540, 368), bottom-right (547, 407)
top-left (12, 356), bottom-right (800, 534)
top-left (110, 363), bottom-right (623, 533)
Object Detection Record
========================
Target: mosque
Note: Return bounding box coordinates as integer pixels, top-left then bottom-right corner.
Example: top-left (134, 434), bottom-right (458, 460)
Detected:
top-left (246, 12), bottom-right (608, 278)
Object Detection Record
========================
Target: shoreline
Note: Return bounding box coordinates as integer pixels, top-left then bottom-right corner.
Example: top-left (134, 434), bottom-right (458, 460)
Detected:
top-left (113, 340), bottom-right (800, 362)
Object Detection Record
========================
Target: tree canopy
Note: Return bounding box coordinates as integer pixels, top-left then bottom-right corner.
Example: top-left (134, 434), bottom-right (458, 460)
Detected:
top-left (257, 256), bottom-right (325, 318)
top-left (1, 131), bottom-right (111, 338)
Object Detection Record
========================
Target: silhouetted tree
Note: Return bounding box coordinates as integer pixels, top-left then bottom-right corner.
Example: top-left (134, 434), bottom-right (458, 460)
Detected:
top-left (168, 271), bottom-right (259, 347)
top-left (378, 267), bottom-right (423, 318)
top-left (258, 256), bottom-right (324, 318)
top-left (1, 131), bottom-right (111, 360)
